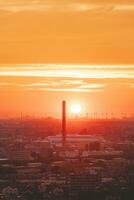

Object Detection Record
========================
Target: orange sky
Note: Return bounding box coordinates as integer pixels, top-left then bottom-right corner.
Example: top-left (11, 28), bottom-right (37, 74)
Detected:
top-left (0, 0), bottom-right (134, 117)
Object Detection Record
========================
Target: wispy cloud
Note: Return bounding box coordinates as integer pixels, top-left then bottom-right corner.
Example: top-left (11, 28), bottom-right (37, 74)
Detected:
top-left (0, 64), bottom-right (134, 79)
top-left (0, 78), bottom-right (104, 93)
top-left (0, 1), bottom-right (95, 13)
top-left (1, 1), bottom-right (134, 13)
top-left (0, 64), bottom-right (133, 92)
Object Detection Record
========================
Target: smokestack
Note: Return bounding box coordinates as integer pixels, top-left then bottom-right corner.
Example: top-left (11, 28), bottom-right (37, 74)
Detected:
top-left (62, 100), bottom-right (66, 146)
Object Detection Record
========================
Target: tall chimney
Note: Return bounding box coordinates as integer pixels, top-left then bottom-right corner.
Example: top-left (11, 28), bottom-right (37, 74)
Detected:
top-left (62, 100), bottom-right (66, 146)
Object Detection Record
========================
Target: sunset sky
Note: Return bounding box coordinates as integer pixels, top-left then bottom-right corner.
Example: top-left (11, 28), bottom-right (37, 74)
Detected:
top-left (0, 0), bottom-right (134, 117)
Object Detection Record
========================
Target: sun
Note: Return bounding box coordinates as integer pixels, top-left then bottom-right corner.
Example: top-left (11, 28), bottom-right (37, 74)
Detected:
top-left (71, 104), bottom-right (81, 114)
